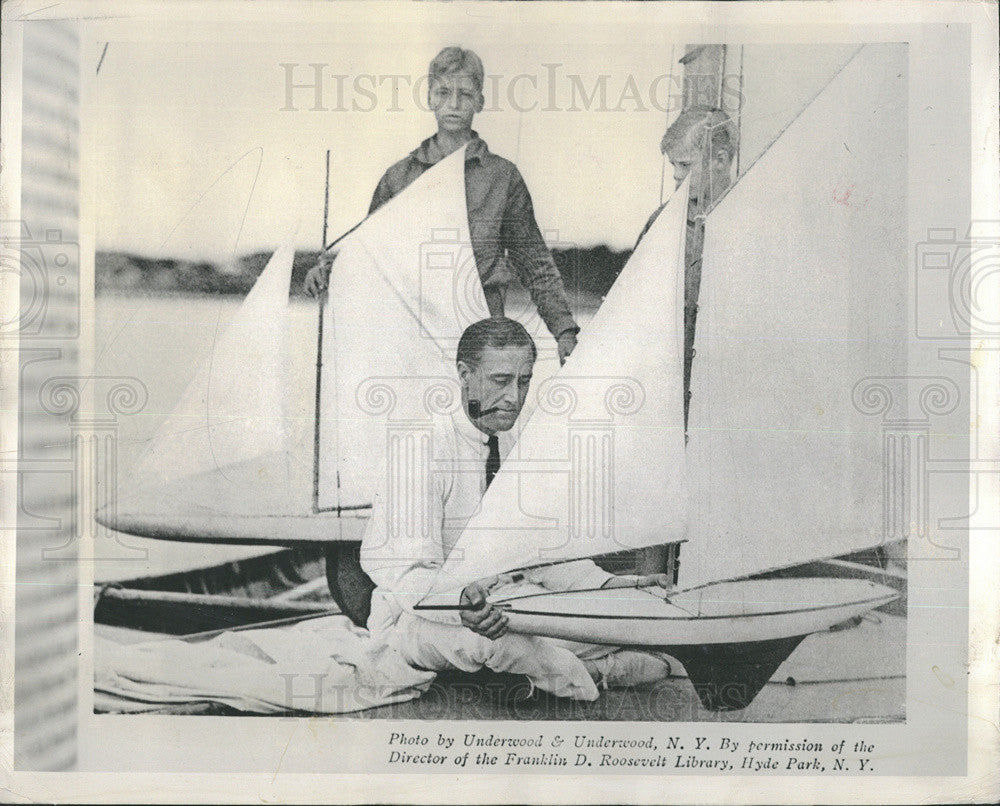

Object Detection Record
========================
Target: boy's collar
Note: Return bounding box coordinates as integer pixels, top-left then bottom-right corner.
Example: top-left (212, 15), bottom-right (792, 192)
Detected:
top-left (413, 132), bottom-right (488, 166)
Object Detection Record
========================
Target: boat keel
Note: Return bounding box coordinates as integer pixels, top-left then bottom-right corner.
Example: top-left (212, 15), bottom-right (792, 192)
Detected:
top-left (658, 635), bottom-right (807, 711)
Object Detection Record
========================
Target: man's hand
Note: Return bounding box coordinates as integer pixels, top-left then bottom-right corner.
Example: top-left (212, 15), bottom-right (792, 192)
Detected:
top-left (303, 252), bottom-right (334, 298)
top-left (557, 331), bottom-right (578, 365)
top-left (602, 573), bottom-right (673, 591)
top-left (460, 581), bottom-right (509, 640)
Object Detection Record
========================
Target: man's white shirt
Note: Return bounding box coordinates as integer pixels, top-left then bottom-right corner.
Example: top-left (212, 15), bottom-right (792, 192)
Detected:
top-left (361, 410), bottom-right (612, 635)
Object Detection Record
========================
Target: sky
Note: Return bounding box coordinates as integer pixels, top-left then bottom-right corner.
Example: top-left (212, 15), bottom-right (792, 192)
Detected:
top-left (86, 5), bottom-right (858, 262)
top-left (90, 13), bottom-right (672, 261)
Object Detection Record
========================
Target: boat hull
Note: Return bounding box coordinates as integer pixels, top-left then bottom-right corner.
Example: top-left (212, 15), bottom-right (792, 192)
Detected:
top-left (96, 453), bottom-right (371, 545)
top-left (495, 577), bottom-right (899, 646)
top-left (495, 577), bottom-right (899, 711)
top-left (96, 508), bottom-right (369, 545)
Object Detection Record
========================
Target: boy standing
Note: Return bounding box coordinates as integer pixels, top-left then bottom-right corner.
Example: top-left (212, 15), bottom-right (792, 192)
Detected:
top-left (636, 106), bottom-right (736, 423)
top-left (306, 46), bottom-right (579, 363)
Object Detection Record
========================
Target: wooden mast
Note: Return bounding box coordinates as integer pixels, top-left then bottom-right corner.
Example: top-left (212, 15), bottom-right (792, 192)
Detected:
top-left (311, 150), bottom-right (331, 514)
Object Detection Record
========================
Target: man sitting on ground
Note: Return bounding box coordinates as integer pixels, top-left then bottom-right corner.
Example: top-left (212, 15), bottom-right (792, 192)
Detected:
top-left (360, 317), bottom-right (674, 701)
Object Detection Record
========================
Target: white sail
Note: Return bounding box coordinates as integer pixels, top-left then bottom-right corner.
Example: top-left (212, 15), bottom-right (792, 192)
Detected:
top-left (106, 148), bottom-right (492, 542)
top-left (317, 146), bottom-right (489, 511)
top-left (426, 178), bottom-right (691, 595)
top-left (131, 242), bottom-right (294, 487)
top-left (682, 43), bottom-right (907, 589)
top-left (102, 242), bottom-right (368, 543)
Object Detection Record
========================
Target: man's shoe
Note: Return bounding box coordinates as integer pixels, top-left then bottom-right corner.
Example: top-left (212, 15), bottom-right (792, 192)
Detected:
top-left (592, 650), bottom-right (673, 689)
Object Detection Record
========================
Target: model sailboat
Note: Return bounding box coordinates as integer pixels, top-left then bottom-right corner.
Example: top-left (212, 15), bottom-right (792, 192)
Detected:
top-left (416, 42), bottom-right (905, 710)
top-left (98, 147), bottom-right (486, 545)
top-left (95, 242), bottom-right (362, 544)
top-left (315, 147), bottom-right (490, 513)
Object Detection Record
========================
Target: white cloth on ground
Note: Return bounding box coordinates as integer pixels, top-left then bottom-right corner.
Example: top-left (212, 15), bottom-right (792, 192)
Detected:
top-left (94, 614), bottom-right (434, 714)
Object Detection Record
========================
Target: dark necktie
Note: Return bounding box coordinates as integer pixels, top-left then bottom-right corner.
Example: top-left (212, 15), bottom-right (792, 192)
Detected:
top-left (485, 434), bottom-right (500, 489)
